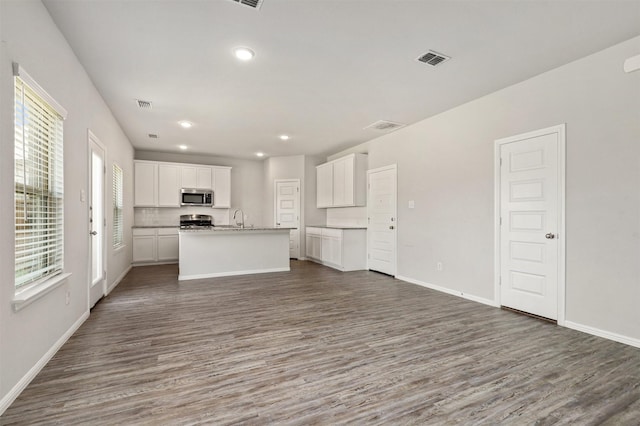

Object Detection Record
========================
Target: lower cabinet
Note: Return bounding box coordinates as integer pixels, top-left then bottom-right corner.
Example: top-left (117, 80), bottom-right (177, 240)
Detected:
top-left (305, 228), bottom-right (323, 260)
top-left (305, 227), bottom-right (366, 271)
top-left (133, 228), bottom-right (179, 264)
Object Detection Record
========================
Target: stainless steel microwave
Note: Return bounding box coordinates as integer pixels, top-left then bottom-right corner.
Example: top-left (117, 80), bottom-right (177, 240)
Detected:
top-left (180, 188), bottom-right (213, 206)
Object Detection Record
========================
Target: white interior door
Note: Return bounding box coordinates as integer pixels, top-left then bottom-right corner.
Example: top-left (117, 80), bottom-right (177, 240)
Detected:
top-left (88, 131), bottom-right (106, 308)
top-left (367, 165), bottom-right (397, 276)
top-left (497, 125), bottom-right (565, 320)
top-left (275, 180), bottom-right (300, 259)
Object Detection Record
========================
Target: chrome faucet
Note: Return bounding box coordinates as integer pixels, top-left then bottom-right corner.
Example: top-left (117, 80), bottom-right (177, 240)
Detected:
top-left (233, 209), bottom-right (245, 228)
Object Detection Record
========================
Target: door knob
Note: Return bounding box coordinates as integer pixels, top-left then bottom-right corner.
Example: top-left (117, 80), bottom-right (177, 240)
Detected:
top-left (90, 231), bottom-right (98, 236)
top-left (545, 233), bottom-right (555, 239)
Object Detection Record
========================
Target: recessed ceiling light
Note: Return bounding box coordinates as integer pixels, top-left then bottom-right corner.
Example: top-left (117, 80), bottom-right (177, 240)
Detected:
top-left (178, 145), bottom-right (188, 150)
top-left (179, 121), bottom-right (193, 129)
top-left (255, 152), bottom-right (265, 157)
top-left (279, 135), bottom-right (290, 141)
top-left (234, 47), bottom-right (255, 61)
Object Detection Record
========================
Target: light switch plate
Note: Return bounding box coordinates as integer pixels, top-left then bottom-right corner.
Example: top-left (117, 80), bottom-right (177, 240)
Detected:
top-left (408, 200), bottom-right (415, 209)
top-left (80, 190), bottom-right (86, 202)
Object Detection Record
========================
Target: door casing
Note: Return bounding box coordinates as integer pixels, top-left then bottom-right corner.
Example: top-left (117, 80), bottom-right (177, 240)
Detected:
top-left (274, 179), bottom-right (301, 259)
top-left (88, 130), bottom-right (107, 308)
top-left (494, 124), bottom-right (566, 325)
top-left (367, 164), bottom-right (398, 276)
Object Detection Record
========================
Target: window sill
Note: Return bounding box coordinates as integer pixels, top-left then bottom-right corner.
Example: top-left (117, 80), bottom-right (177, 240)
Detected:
top-left (12, 272), bottom-right (72, 312)
top-left (113, 243), bottom-right (126, 253)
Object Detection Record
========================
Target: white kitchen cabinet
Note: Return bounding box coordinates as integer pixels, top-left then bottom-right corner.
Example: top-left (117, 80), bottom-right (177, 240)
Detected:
top-left (316, 163), bottom-right (333, 208)
top-left (134, 161), bottom-right (158, 207)
top-left (316, 153), bottom-right (367, 208)
top-left (320, 228), bottom-right (343, 267)
top-left (213, 167), bottom-right (231, 208)
top-left (134, 160), bottom-right (231, 208)
top-left (182, 166), bottom-right (213, 190)
top-left (132, 228), bottom-right (157, 263)
top-left (181, 167), bottom-right (197, 188)
top-left (305, 227), bottom-right (323, 260)
top-left (158, 164), bottom-right (181, 207)
top-left (157, 228), bottom-right (179, 261)
top-left (197, 167), bottom-right (213, 189)
top-left (305, 227), bottom-right (366, 271)
top-left (133, 228), bottom-right (179, 264)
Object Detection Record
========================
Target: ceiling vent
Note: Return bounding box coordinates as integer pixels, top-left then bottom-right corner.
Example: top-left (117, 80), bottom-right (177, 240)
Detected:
top-left (228, 0), bottom-right (263, 10)
top-left (148, 133), bottom-right (159, 139)
top-left (364, 120), bottom-right (406, 132)
top-left (136, 99), bottom-right (152, 109)
top-left (417, 50), bottom-right (451, 67)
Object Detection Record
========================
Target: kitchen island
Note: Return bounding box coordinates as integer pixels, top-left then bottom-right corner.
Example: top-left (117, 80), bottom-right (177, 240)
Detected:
top-left (178, 227), bottom-right (292, 281)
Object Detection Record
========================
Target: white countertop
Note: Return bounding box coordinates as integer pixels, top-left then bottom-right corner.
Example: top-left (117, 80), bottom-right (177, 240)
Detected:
top-left (307, 225), bottom-right (367, 230)
top-left (179, 226), bottom-right (293, 233)
top-left (132, 225), bottom-right (179, 229)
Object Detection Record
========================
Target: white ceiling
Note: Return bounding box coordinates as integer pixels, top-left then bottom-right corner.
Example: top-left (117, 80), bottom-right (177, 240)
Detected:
top-left (43, 0), bottom-right (640, 160)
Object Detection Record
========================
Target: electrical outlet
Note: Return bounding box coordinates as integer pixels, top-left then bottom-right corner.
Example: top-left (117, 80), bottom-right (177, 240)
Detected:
top-left (65, 291), bottom-right (70, 305)
top-left (436, 261), bottom-right (443, 271)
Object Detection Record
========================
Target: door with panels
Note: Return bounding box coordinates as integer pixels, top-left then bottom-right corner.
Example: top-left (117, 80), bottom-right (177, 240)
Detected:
top-left (275, 179), bottom-right (300, 259)
top-left (367, 165), bottom-right (397, 276)
top-left (497, 125), bottom-right (565, 321)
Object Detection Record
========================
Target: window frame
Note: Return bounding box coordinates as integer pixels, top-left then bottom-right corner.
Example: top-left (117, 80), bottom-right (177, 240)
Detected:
top-left (112, 162), bottom-right (124, 249)
top-left (13, 63), bottom-right (68, 302)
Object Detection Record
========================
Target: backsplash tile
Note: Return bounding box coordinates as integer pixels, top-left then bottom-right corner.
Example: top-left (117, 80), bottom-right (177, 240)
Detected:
top-left (134, 208), bottom-right (230, 227)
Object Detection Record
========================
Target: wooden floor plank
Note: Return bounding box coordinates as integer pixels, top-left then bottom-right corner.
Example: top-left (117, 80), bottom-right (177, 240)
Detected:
top-left (3, 261), bottom-right (639, 425)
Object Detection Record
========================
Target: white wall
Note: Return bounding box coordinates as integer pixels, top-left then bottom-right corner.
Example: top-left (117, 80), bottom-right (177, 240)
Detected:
top-left (135, 150), bottom-right (265, 227)
top-left (0, 0), bottom-right (135, 411)
top-left (332, 36), bottom-right (640, 342)
top-left (326, 207), bottom-right (367, 227)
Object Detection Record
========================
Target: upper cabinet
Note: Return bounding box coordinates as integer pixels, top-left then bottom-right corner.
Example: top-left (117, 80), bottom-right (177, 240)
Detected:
top-left (158, 164), bottom-right (181, 207)
top-left (181, 166), bottom-right (213, 190)
top-left (316, 153), bottom-right (367, 208)
top-left (316, 163), bottom-right (333, 208)
top-left (134, 160), bottom-right (231, 208)
top-left (134, 161), bottom-right (158, 207)
top-left (212, 167), bottom-right (231, 208)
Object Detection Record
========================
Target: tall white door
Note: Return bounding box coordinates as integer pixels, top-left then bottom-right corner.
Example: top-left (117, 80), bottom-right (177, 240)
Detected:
top-left (367, 165), bottom-right (397, 276)
top-left (275, 180), bottom-right (300, 259)
top-left (498, 125), bottom-right (564, 320)
top-left (88, 131), bottom-right (106, 308)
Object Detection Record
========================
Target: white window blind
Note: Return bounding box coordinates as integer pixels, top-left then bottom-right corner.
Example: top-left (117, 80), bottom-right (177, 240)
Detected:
top-left (14, 64), bottom-right (66, 289)
top-left (113, 163), bottom-right (124, 248)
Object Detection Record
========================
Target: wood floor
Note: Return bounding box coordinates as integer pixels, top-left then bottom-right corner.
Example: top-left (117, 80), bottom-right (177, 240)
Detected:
top-left (3, 261), bottom-right (640, 425)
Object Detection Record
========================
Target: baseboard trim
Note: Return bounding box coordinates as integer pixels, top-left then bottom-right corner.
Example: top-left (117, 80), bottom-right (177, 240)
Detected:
top-left (396, 275), bottom-right (498, 308)
top-left (106, 265), bottom-right (132, 295)
top-left (0, 310), bottom-right (89, 415)
top-left (178, 267), bottom-right (290, 281)
top-left (132, 261), bottom-right (178, 267)
top-left (564, 320), bottom-right (640, 349)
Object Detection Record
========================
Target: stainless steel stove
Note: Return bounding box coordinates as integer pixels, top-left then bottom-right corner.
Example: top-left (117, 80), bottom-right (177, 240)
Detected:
top-left (180, 214), bottom-right (213, 230)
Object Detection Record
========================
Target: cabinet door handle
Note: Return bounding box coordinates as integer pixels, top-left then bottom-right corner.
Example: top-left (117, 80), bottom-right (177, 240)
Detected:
top-left (389, 225), bottom-right (394, 230)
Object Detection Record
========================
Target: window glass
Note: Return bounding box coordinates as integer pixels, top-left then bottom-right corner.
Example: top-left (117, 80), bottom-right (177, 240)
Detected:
top-left (14, 75), bottom-right (65, 288)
